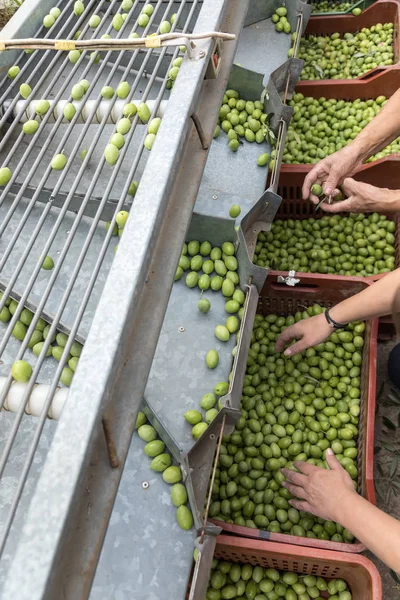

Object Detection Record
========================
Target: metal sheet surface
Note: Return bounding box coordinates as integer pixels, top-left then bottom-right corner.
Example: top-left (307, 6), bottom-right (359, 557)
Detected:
top-left (90, 429), bottom-right (196, 600)
top-left (145, 214), bottom-right (238, 454)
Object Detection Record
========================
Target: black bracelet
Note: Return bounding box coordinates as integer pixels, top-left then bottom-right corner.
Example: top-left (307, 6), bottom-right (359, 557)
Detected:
top-left (324, 308), bottom-right (347, 330)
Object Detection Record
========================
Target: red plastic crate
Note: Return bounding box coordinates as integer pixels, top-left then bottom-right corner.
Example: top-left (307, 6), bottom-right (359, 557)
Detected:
top-left (281, 69), bottom-right (400, 189)
top-left (274, 176), bottom-right (400, 281)
top-left (214, 536), bottom-right (382, 599)
top-left (212, 274), bottom-right (378, 553)
top-left (302, 0), bottom-right (400, 82)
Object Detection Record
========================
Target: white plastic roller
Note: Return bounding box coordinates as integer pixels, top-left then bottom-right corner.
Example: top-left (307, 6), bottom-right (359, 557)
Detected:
top-left (6, 99), bottom-right (168, 124)
top-left (1, 377), bottom-right (68, 420)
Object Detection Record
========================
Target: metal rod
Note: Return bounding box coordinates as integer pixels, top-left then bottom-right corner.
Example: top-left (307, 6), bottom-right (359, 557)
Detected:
top-left (0, 30), bottom-right (235, 50)
top-left (200, 414), bottom-right (226, 544)
top-left (0, 0), bottom-right (100, 132)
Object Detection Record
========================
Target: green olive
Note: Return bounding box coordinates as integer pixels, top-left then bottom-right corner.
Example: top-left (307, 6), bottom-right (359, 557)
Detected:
top-left (19, 83), bottom-right (32, 98)
top-left (104, 144), bottom-right (119, 166)
top-left (0, 167), bottom-right (11, 186)
top-left (117, 81), bottom-right (130, 99)
top-left (11, 360), bottom-right (32, 382)
top-left (101, 86), bottom-right (114, 99)
top-left (51, 154), bottom-right (67, 171)
top-left (43, 14), bottom-right (55, 28)
top-left (63, 102), bottom-right (76, 121)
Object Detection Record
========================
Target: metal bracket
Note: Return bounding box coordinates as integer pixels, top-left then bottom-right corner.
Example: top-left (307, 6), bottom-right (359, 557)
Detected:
top-left (219, 284), bottom-right (259, 411)
top-left (183, 406), bottom-right (241, 530)
top-left (189, 535), bottom-right (218, 600)
top-left (265, 58), bottom-right (303, 130)
top-left (205, 38), bottom-right (222, 79)
top-left (277, 270), bottom-right (300, 286)
top-left (226, 63), bottom-right (265, 101)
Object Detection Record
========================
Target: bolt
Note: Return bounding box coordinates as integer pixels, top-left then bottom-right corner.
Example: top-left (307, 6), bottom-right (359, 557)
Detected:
top-left (178, 326), bottom-right (185, 333)
top-left (212, 195), bottom-right (218, 200)
top-left (142, 481), bottom-right (149, 489)
top-left (209, 433), bottom-right (215, 440)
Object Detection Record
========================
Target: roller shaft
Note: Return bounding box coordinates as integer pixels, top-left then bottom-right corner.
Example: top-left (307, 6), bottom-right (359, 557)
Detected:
top-left (3, 99), bottom-right (167, 124)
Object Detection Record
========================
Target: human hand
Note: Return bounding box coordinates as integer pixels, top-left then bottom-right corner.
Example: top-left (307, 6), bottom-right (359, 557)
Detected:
top-left (302, 146), bottom-right (363, 203)
top-left (312, 178), bottom-right (398, 214)
top-left (281, 449), bottom-right (357, 522)
top-left (275, 313), bottom-right (332, 357)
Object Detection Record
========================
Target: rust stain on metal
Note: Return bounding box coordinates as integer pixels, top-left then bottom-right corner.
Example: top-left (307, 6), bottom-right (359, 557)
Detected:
top-left (102, 418), bottom-right (119, 468)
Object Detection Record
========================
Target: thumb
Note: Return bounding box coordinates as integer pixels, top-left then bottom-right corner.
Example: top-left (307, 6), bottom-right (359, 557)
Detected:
top-left (326, 448), bottom-right (344, 471)
top-left (342, 177), bottom-right (360, 197)
top-left (320, 198), bottom-right (355, 213)
top-left (284, 340), bottom-right (307, 357)
top-left (323, 168), bottom-right (341, 196)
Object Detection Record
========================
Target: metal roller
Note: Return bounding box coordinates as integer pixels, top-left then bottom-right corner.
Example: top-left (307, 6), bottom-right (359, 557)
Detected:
top-left (1, 377), bottom-right (67, 420)
top-left (3, 98), bottom-right (168, 124)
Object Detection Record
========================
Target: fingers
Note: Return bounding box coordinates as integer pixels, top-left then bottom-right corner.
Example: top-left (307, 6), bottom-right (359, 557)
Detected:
top-left (289, 499), bottom-right (314, 514)
top-left (275, 325), bottom-right (300, 353)
top-left (341, 177), bottom-right (375, 201)
top-left (293, 460), bottom-right (318, 476)
top-left (323, 168), bottom-right (342, 197)
top-left (302, 165), bottom-right (325, 200)
top-left (309, 193), bottom-right (321, 206)
top-left (319, 198), bottom-right (355, 213)
top-left (283, 339), bottom-right (309, 357)
top-left (326, 448), bottom-right (345, 472)
top-left (282, 482), bottom-right (307, 499)
top-left (281, 469), bottom-right (308, 487)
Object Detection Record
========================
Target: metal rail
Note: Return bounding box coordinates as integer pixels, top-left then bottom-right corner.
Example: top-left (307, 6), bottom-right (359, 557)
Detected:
top-left (0, 0), bottom-right (244, 597)
top-left (0, 0), bottom-right (194, 554)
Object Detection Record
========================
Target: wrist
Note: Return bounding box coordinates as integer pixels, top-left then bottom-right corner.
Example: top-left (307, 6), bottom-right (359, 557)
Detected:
top-left (331, 487), bottom-right (359, 525)
top-left (378, 188), bottom-right (400, 213)
top-left (345, 138), bottom-right (370, 166)
top-left (328, 304), bottom-right (348, 327)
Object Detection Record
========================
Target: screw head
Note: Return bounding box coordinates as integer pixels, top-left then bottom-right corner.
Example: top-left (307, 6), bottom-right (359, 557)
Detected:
top-left (142, 481), bottom-right (149, 489)
top-left (178, 326), bottom-right (185, 333)
top-left (212, 195), bottom-right (218, 200)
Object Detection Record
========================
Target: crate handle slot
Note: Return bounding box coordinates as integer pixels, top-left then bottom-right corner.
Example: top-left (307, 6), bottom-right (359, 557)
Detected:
top-left (270, 282), bottom-right (320, 293)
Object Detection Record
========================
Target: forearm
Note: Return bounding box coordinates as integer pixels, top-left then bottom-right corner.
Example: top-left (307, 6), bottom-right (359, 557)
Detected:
top-left (336, 492), bottom-right (400, 573)
top-left (348, 88), bottom-right (400, 163)
top-left (330, 268), bottom-right (400, 324)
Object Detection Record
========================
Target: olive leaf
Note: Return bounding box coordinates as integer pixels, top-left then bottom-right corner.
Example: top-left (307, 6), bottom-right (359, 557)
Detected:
top-left (381, 441), bottom-right (399, 453)
top-left (293, 131), bottom-right (302, 145)
top-left (387, 393), bottom-right (400, 405)
top-left (390, 387), bottom-right (400, 399)
top-left (383, 416), bottom-right (397, 430)
top-left (311, 62), bottom-right (324, 78)
top-left (353, 52), bottom-right (366, 59)
top-left (391, 481), bottom-right (400, 492)
top-left (377, 380), bottom-right (385, 402)
top-left (375, 481), bottom-right (384, 500)
top-left (390, 456), bottom-right (399, 479)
